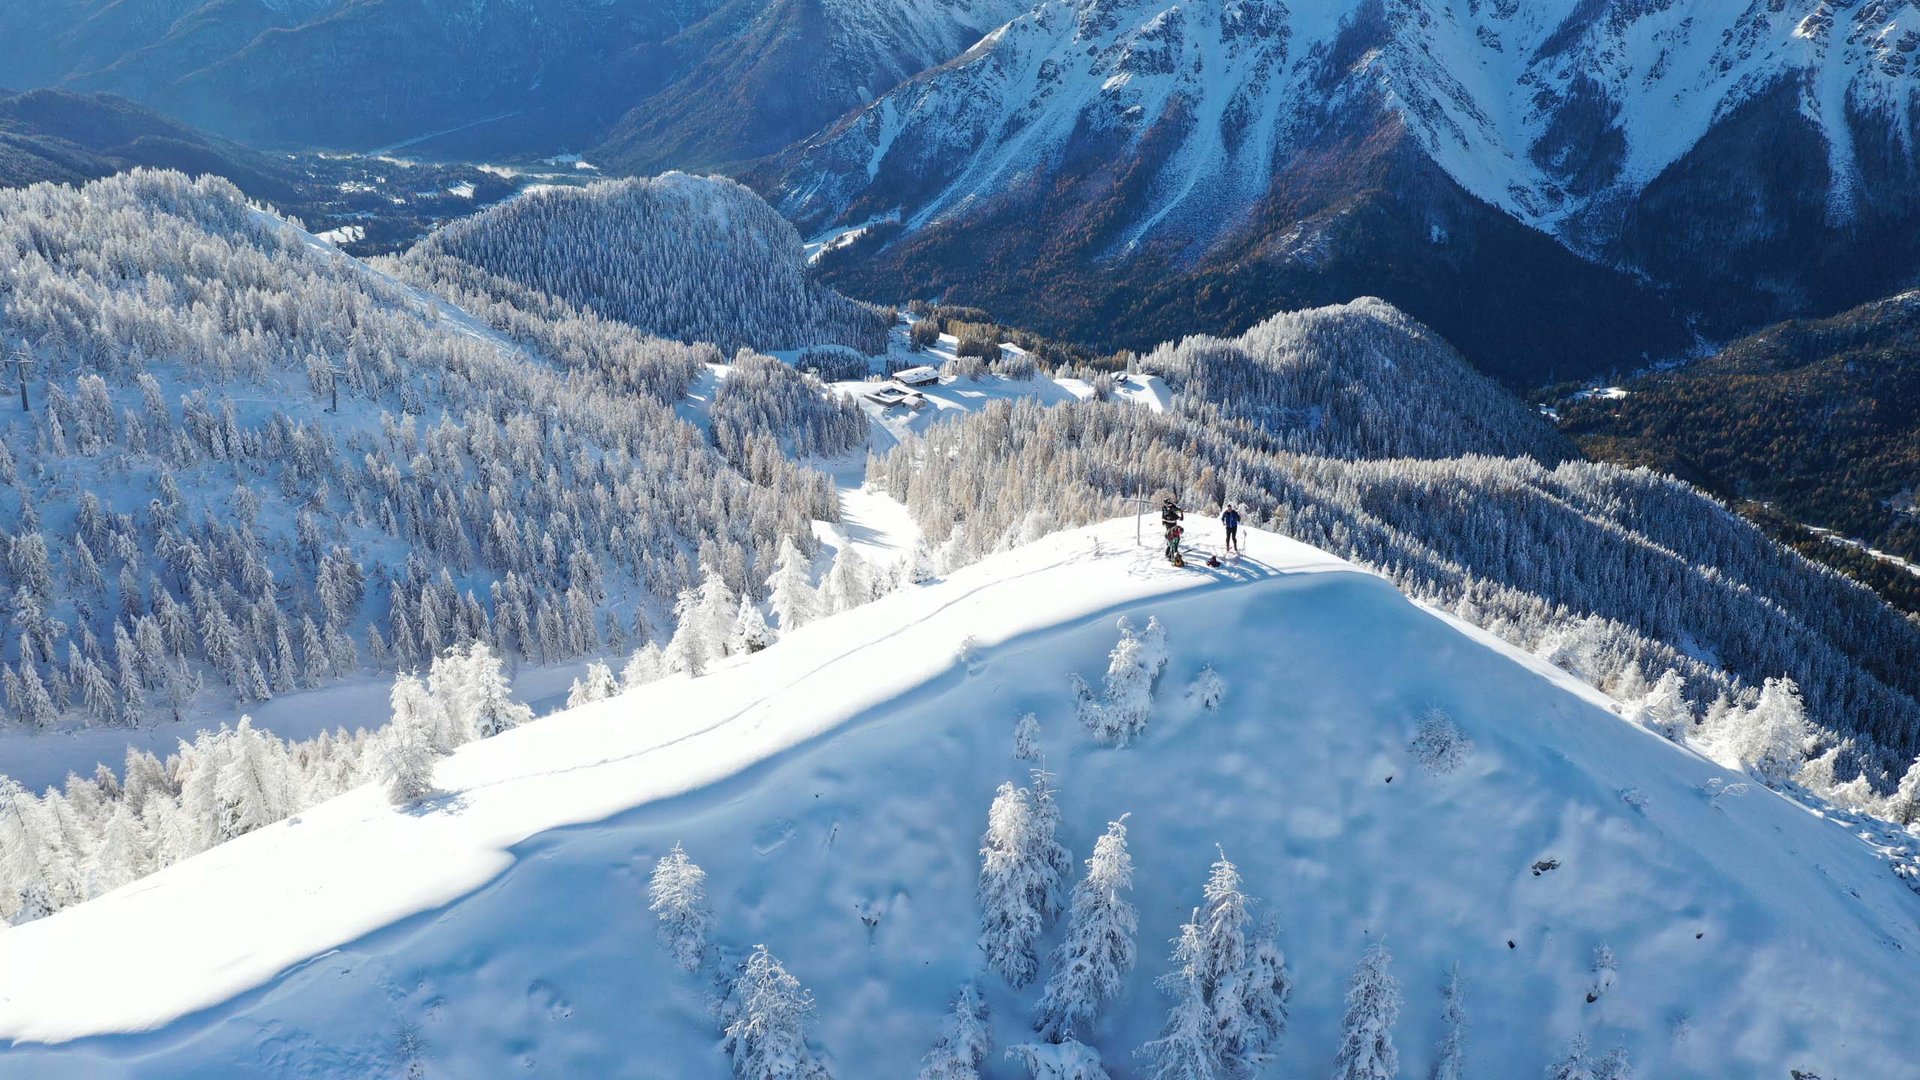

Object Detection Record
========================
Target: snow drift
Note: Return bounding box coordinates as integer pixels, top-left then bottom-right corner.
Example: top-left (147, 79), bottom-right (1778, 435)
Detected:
top-left (2, 519), bottom-right (1918, 1077)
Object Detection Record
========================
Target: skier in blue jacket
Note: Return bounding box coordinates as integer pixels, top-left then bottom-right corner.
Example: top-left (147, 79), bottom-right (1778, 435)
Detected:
top-left (1222, 505), bottom-right (1242, 553)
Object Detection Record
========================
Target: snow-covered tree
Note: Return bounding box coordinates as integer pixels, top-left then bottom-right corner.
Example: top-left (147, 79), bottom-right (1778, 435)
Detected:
top-left (979, 781), bottom-right (1048, 988)
top-left (1139, 921), bottom-right (1220, 1080)
top-left (1334, 943), bottom-right (1401, 1080)
top-left (1888, 756), bottom-right (1920, 827)
top-left (1596, 1048), bottom-right (1632, 1080)
top-left (731, 597), bottom-right (776, 655)
top-left (567, 660), bottom-right (619, 708)
top-left (1035, 815), bottom-right (1137, 1042)
top-left (919, 983), bottom-right (992, 1080)
top-left (1634, 669), bottom-right (1693, 740)
top-left (821, 546), bottom-right (871, 616)
top-left (1432, 964), bottom-right (1466, 1080)
top-left (721, 944), bottom-right (827, 1080)
top-left (1587, 945), bottom-right (1617, 1003)
top-left (1546, 1035), bottom-right (1594, 1080)
top-left (1007, 1038), bottom-right (1111, 1080)
top-left (1409, 709), bottom-right (1472, 775)
top-left (648, 842), bottom-right (712, 972)
top-left (1029, 770), bottom-right (1073, 924)
top-left (466, 644), bottom-right (532, 738)
top-left (216, 717), bottom-right (293, 837)
top-left (1724, 677), bottom-right (1811, 786)
top-left (768, 536), bottom-right (819, 631)
top-left (1077, 617), bottom-right (1170, 746)
top-left (1013, 712), bottom-right (1044, 762)
top-left (374, 673), bottom-right (442, 804)
top-left (1186, 665), bottom-right (1226, 711)
top-left (664, 588), bottom-right (713, 677)
top-left (622, 642), bottom-right (668, 689)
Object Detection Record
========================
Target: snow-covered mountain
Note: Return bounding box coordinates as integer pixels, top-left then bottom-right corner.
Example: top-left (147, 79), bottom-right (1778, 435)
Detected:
top-left (3, 519), bottom-right (1917, 1077)
top-left (772, 0), bottom-right (1920, 380)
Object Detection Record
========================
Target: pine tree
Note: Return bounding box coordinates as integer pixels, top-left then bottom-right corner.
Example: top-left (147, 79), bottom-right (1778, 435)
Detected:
top-left (1028, 770), bottom-right (1072, 924)
top-left (919, 983), bottom-right (992, 1080)
top-left (1587, 945), bottom-right (1616, 1004)
top-left (1546, 1035), bottom-right (1594, 1080)
top-left (1334, 943), bottom-right (1401, 1080)
top-left (730, 597), bottom-right (775, 655)
top-left (467, 643), bottom-right (531, 738)
top-left (622, 642), bottom-right (667, 688)
top-left (216, 716), bottom-right (292, 837)
top-left (1186, 665), bottom-right (1226, 711)
top-left (1432, 964), bottom-right (1466, 1080)
top-left (664, 588), bottom-right (711, 677)
top-left (1889, 756), bottom-right (1920, 827)
top-left (567, 660), bottom-right (619, 707)
top-left (979, 781), bottom-right (1047, 988)
top-left (375, 673), bottom-right (441, 804)
top-left (721, 944), bottom-right (824, 1079)
top-left (1013, 712), bottom-right (1043, 762)
top-left (1035, 816), bottom-right (1137, 1042)
top-left (1139, 921), bottom-right (1221, 1080)
top-left (768, 536), bottom-right (818, 631)
top-left (1595, 1048), bottom-right (1631, 1080)
top-left (648, 842), bottom-right (712, 972)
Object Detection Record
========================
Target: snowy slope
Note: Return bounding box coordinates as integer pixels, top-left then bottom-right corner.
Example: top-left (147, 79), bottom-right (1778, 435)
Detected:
top-left (5, 519), bottom-right (1919, 1077)
top-left (778, 0), bottom-right (1920, 245)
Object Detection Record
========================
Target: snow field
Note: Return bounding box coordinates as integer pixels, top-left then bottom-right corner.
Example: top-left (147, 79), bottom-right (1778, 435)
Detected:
top-left (2, 519), bottom-right (1918, 1078)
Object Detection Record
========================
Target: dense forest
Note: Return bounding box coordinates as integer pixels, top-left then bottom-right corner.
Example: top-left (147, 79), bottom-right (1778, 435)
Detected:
top-left (0, 170), bottom-right (856, 733)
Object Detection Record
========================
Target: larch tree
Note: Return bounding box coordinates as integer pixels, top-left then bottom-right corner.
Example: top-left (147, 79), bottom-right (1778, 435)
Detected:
top-left (375, 673), bottom-right (442, 804)
top-left (647, 842), bottom-right (712, 972)
top-left (767, 535), bottom-right (819, 631)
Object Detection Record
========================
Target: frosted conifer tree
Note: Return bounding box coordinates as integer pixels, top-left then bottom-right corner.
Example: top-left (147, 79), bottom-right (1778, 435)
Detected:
top-left (731, 597), bottom-right (775, 655)
top-left (1013, 712), bottom-right (1043, 762)
top-left (1432, 964), bottom-right (1466, 1080)
top-left (1198, 852), bottom-right (1289, 1072)
top-left (1724, 677), bottom-right (1810, 786)
top-left (1138, 921), bottom-right (1220, 1079)
top-left (1334, 943), bottom-right (1401, 1080)
top-left (1546, 1035), bottom-right (1594, 1080)
top-left (768, 536), bottom-right (819, 631)
top-left (216, 717), bottom-right (292, 837)
top-left (696, 568), bottom-right (740, 658)
top-left (622, 642), bottom-right (668, 689)
top-left (468, 644), bottom-right (532, 738)
top-left (648, 842), bottom-right (712, 972)
top-left (1186, 665), bottom-right (1226, 711)
top-left (721, 944), bottom-right (826, 1079)
top-left (1596, 1048), bottom-right (1632, 1080)
top-left (1636, 670), bottom-right (1692, 740)
top-left (374, 673), bottom-right (442, 804)
top-left (919, 982), bottom-right (992, 1080)
top-left (1035, 815), bottom-right (1138, 1042)
top-left (1587, 945), bottom-right (1616, 1003)
top-left (664, 588), bottom-right (711, 677)
top-left (1028, 770), bottom-right (1072, 924)
top-left (1080, 617), bottom-right (1169, 746)
top-left (1889, 756), bottom-right (1920, 827)
top-left (979, 781), bottom-right (1047, 987)
top-left (567, 660), bottom-right (619, 708)
top-left (822, 546), bottom-right (871, 616)
top-left (1007, 1038), bottom-right (1112, 1079)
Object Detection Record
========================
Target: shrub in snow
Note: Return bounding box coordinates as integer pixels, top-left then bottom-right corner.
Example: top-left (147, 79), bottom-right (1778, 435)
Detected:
top-left (1007, 1038), bottom-right (1111, 1079)
top-left (978, 780), bottom-right (1068, 988)
top-left (1140, 851), bottom-right (1291, 1078)
top-left (1035, 816), bottom-right (1138, 1042)
top-left (721, 944), bottom-right (829, 1079)
top-left (1409, 709), bottom-right (1472, 775)
top-left (648, 843), bottom-right (712, 972)
top-left (1586, 945), bottom-right (1616, 1004)
top-left (374, 673), bottom-right (443, 804)
top-left (1186, 665), bottom-right (1226, 711)
top-left (918, 983), bottom-right (991, 1080)
top-left (1433, 964), bottom-right (1466, 1080)
top-left (566, 660), bottom-right (619, 708)
top-left (1077, 617), bottom-right (1170, 746)
top-left (1013, 712), bottom-right (1044, 762)
top-left (1334, 943), bottom-right (1401, 1080)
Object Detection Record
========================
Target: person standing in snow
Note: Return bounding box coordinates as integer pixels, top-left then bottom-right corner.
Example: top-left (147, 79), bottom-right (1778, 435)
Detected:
top-left (1160, 499), bottom-right (1185, 563)
top-left (1222, 505), bottom-right (1242, 554)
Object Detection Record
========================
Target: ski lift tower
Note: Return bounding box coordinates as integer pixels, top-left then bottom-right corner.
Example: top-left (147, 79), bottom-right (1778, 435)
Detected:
top-left (4, 341), bottom-right (34, 414)
top-left (316, 361), bottom-right (347, 414)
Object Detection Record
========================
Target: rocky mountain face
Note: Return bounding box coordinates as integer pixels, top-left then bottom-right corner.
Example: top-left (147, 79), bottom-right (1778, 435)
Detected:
top-left (768, 0), bottom-right (1920, 382)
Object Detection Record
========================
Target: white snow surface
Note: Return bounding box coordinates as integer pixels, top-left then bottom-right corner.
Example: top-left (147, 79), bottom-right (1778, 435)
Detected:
top-left (4, 519), bottom-right (1920, 1077)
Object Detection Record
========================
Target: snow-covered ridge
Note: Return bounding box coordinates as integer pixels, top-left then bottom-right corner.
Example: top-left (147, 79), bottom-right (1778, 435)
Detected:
top-left (4, 519), bottom-right (1919, 1076)
top-left (778, 0), bottom-right (1920, 244)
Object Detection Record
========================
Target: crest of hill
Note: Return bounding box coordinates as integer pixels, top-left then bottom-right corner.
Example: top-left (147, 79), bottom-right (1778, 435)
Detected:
top-left (406, 174), bottom-right (890, 356)
top-left (1140, 297), bottom-right (1574, 463)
